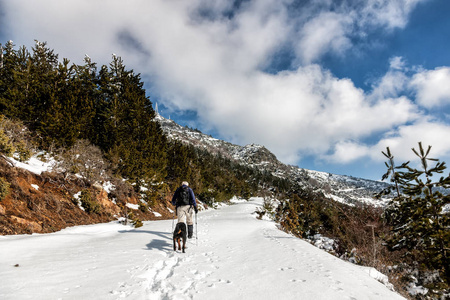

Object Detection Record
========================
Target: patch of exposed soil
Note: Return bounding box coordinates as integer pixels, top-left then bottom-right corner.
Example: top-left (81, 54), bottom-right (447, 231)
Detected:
top-left (0, 158), bottom-right (174, 235)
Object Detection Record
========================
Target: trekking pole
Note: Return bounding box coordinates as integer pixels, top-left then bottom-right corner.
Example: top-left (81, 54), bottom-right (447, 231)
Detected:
top-left (172, 208), bottom-right (176, 232)
top-left (195, 212), bottom-right (198, 246)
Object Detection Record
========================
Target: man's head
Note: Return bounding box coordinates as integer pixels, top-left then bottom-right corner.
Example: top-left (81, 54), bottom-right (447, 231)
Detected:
top-left (182, 181), bottom-right (189, 186)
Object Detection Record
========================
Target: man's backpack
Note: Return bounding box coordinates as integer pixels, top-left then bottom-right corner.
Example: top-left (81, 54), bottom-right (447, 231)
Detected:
top-left (176, 186), bottom-right (190, 206)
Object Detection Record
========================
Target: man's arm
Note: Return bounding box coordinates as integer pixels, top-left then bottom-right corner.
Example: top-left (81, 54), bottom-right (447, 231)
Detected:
top-left (171, 188), bottom-right (179, 206)
top-left (189, 188), bottom-right (198, 212)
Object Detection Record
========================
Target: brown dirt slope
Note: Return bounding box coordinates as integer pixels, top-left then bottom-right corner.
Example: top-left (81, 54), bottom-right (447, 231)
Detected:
top-left (0, 158), bottom-right (174, 235)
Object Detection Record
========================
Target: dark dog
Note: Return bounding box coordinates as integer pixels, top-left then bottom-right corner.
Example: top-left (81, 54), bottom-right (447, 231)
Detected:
top-left (173, 222), bottom-right (187, 253)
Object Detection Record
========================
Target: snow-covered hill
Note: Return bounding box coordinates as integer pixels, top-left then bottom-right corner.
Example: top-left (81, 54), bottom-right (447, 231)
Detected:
top-left (0, 198), bottom-right (405, 299)
top-left (156, 114), bottom-right (391, 206)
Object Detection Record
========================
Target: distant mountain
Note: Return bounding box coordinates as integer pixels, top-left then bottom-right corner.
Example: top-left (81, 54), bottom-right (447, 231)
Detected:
top-left (156, 114), bottom-right (392, 206)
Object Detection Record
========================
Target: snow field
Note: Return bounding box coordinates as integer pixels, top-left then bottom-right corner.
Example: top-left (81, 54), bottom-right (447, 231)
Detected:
top-left (0, 198), bottom-right (405, 300)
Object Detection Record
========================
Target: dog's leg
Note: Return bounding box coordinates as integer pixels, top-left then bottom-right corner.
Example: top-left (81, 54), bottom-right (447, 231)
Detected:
top-left (182, 237), bottom-right (186, 253)
top-left (173, 238), bottom-right (176, 251)
top-left (177, 238), bottom-right (182, 251)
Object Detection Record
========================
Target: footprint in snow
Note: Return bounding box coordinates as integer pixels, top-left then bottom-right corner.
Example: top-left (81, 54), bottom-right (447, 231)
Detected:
top-left (207, 278), bottom-right (232, 288)
top-left (279, 267), bottom-right (295, 271)
top-left (291, 279), bottom-right (307, 283)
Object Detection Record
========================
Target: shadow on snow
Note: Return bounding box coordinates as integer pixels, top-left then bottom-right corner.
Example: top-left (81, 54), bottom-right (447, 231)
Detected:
top-left (119, 229), bottom-right (173, 252)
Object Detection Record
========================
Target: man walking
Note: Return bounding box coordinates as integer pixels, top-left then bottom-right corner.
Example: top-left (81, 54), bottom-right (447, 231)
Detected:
top-left (171, 181), bottom-right (198, 238)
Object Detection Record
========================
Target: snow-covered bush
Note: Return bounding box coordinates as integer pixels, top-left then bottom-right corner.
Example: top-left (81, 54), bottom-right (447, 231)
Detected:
top-left (53, 139), bottom-right (109, 184)
top-left (255, 197), bottom-right (278, 220)
top-left (108, 177), bottom-right (134, 206)
top-left (310, 234), bottom-right (337, 253)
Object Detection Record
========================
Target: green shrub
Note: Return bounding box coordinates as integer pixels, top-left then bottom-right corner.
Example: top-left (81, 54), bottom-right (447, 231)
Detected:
top-left (0, 116), bottom-right (35, 160)
top-left (0, 177), bottom-right (10, 201)
top-left (79, 189), bottom-right (101, 214)
top-left (132, 219), bottom-right (143, 228)
top-left (142, 190), bottom-right (157, 208)
top-left (0, 130), bottom-right (15, 156)
top-left (128, 210), bottom-right (143, 228)
top-left (16, 141), bottom-right (32, 162)
top-left (138, 201), bottom-right (148, 213)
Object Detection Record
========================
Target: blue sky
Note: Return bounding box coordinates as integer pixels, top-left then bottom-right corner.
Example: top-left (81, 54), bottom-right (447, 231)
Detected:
top-left (1, 0), bottom-right (450, 180)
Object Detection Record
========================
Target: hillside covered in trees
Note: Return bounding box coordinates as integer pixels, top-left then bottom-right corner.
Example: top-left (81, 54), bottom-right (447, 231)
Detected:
top-left (0, 40), bottom-right (287, 203)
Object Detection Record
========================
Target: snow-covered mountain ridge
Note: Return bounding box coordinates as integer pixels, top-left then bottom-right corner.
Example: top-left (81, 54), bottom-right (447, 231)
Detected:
top-left (156, 114), bottom-right (391, 206)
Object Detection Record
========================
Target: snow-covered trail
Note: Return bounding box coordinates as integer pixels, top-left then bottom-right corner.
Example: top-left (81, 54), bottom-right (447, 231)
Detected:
top-left (0, 198), bottom-right (405, 300)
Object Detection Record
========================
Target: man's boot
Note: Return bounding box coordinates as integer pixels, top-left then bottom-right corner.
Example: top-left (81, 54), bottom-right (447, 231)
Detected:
top-left (188, 225), bottom-right (194, 239)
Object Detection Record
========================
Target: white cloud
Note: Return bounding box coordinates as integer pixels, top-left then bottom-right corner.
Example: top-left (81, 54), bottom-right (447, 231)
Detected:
top-left (368, 120), bottom-right (450, 167)
top-left (361, 0), bottom-right (424, 29)
top-left (410, 67), bottom-right (450, 108)
top-left (296, 12), bottom-right (352, 64)
top-left (184, 63), bottom-right (420, 164)
top-left (323, 141), bottom-right (370, 164)
top-left (368, 57), bottom-right (409, 100)
top-left (389, 56), bottom-right (406, 70)
top-left (323, 120), bottom-right (450, 168)
top-left (291, 0), bottom-right (426, 64)
top-left (2, 0), bottom-right (446, 175)
top-left (369, 71), bottom-right (409, 101)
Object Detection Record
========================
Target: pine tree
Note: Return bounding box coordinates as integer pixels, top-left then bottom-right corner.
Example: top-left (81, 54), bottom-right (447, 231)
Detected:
top-left (0, 42), bottom-right (31, 119)
top-left (28, 40), bottom-right (59, 132)
top-left (92, 64), bottom-right (113, 150)
top-left (166, 140), bottom-right (192, 183)
top-left (56, 55), bottom-right (97, 146)
top-left (382, 142), bottom-right (450, 291)
top-left (0, 41), bottom-right (17, 115)
top-left (100, 55), bottom-right (168, 186)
